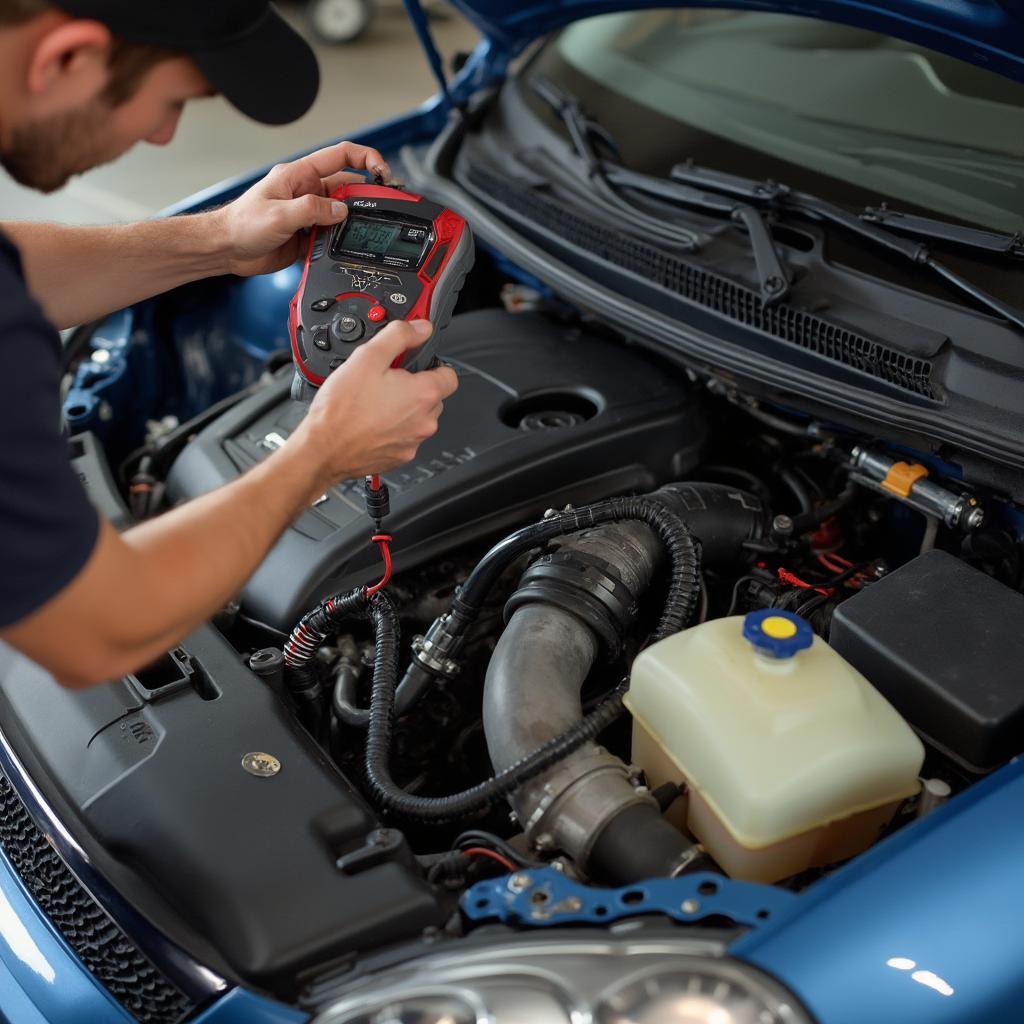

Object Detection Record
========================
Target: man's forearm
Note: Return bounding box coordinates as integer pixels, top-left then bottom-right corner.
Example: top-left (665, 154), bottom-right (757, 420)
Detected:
top-left (116, 429), bottom-right (328, 653)
top-left (2, 214), bottom-right (227, 328)
top-left (3, 426), bottom-right (331, 685)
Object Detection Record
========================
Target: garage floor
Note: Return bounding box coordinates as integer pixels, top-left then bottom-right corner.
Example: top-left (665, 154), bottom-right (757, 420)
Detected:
top-left (0, 4), bottom-right (479, 224)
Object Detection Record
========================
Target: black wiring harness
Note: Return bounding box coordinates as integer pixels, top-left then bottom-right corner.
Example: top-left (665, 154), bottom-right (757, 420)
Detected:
top-left (283, 495), bottom-right (701, 824)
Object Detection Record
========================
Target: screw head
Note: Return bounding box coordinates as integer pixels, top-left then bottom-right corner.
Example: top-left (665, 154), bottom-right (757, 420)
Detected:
top-left (241, 752), bottom-right (281, 777)
top-left (773, 514), bottom-right (794, 537)
top-left (965, 505), bottom-right (985, 531)
top-left (508, 873), bottom-right (532, 893)
top-left (681, 898), bottom-right (701, 914)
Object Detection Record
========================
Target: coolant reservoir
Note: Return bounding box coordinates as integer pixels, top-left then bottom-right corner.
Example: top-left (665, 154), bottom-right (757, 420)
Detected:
top-left (625, 610), bottom-right (924, 883)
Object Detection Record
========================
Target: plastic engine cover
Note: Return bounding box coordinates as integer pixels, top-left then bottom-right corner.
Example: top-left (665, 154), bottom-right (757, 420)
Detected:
top-left (167, 309), bottom-right (707, 629)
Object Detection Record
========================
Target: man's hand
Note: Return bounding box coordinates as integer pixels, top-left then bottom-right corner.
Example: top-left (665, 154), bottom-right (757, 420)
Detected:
top-left (288, 319), bottom-right (459, 497)
top-left (214, 140), bottom-right (392, 278)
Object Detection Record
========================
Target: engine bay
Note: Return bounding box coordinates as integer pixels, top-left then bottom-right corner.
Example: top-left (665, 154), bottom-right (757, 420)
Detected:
top-left (10, 228), bottom-right (1024, 999)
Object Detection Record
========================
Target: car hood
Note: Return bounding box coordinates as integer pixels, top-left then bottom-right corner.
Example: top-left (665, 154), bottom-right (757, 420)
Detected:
top-left (431, 0), bottom-right (1024, 81)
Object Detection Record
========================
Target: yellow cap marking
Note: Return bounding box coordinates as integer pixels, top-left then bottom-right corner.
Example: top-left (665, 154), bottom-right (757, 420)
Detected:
top-left (762, 616), bottom-right (798, 640)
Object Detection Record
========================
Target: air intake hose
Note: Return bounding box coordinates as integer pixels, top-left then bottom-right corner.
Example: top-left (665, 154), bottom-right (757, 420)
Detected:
top-left (483, 482), bottom-right (765, 882)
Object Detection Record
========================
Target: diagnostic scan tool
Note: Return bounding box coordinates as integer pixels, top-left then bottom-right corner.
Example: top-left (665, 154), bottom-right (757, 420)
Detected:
top-left (289, 183), bottom-right (474, 401)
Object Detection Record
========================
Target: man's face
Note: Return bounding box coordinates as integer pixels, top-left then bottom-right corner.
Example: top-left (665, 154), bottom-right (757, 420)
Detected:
top-left (2, 56), bottom-right (211, 193)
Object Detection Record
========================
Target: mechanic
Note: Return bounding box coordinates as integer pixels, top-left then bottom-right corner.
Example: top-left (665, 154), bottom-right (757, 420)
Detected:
top-left (0, 0), bottom-right (458, 686)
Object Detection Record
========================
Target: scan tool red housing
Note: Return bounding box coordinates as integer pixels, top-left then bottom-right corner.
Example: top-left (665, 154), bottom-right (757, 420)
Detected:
top-left (289, 183), bottom-right (474, 397)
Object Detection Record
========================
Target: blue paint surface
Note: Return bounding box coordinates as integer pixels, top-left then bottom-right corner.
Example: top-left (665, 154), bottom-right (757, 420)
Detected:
top-left (733, 757), bottom-right (1024, 1024)
top-left (0, 846), bottom-right (131, 1024)
top-left (192, 988), bottom-right (308, 1024)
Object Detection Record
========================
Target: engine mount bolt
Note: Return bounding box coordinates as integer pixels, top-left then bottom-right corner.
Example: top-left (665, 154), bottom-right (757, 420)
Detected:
top-left (681, 898), bottom-right (701, 914)
top-left (508, 873), bottom-right (533, 893)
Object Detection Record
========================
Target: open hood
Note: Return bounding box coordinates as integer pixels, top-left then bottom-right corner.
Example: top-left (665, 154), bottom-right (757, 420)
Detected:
top-left (432, 0), bottom-right (1024, 82)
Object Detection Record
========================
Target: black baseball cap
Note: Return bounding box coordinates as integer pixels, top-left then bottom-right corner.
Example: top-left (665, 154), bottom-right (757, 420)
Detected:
top-left (52, 0), bottom-right (319, 124)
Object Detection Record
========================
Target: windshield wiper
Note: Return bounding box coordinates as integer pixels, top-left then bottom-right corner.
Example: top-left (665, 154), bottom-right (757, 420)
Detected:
top-left (529, 77), bottom-right (791, 303)
top-left (671, 161), bottom-right (1024, 332)
top-left (861, 206), bottom-right (1024, 259)
top-left (530, 76), bottom-right (703, 255)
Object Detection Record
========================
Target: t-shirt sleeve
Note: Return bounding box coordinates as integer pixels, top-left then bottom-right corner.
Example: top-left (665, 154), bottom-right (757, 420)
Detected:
top-left (0, 252), bottom-right (100, 628)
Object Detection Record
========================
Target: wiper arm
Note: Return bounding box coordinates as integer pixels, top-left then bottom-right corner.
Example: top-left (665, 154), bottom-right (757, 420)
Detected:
top-left (530, 77), bottom-right (790, 302)
top-left (529, 75), bottom-right (621, 169)
top-left (531, 76), bottom-right (700, 253)
top-left (861, 206), bottom-right (1024, 259)
top-left (605, 165), bottom-right (790, 303)
top-left (671, 161), bottom-right (1024, 332)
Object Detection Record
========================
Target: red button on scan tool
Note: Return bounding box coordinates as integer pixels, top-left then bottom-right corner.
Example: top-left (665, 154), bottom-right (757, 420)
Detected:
top-left (368, 305), bottom-right (387, 323)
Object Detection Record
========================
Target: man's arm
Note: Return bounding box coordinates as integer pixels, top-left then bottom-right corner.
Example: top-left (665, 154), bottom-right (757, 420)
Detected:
top-left (0, 320), bottom-right (457, 686)
top-left (2, 140), bottom-right (392, 328)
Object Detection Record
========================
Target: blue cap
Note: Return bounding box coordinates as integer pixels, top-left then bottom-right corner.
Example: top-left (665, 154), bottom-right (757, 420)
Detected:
top-left (742, 609), bottom-right (814, 659)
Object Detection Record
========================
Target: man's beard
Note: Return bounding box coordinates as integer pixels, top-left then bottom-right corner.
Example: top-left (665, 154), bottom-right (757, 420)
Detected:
top-left (1, 98), bottom-right (120, 193)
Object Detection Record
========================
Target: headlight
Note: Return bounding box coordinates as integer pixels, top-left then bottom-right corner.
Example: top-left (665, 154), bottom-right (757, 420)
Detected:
top-left (312, 935), bottom-right (812, 1024)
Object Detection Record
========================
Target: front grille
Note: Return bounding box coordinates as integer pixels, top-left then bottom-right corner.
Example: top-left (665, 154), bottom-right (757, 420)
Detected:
top-left (0, 770), bottom-right (194, 1024)
top-left (465, 164), bottom-right (938, 399)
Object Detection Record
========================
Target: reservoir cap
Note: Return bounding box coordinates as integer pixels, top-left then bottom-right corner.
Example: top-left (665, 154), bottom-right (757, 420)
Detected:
top-left (743, 609), bottom-right (814, 659)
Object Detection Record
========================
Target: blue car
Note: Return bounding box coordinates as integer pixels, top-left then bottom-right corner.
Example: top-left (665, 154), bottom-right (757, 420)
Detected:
top-left (3, 2), bottom-right (1024, 1022)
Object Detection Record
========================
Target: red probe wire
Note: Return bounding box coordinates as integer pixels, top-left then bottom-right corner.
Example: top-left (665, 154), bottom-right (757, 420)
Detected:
top-left (365, 533), bottom-right (394, 596)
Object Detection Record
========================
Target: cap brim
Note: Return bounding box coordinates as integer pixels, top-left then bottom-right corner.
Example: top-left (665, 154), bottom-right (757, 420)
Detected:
top-left (191, 7), bottom-right (319, 125)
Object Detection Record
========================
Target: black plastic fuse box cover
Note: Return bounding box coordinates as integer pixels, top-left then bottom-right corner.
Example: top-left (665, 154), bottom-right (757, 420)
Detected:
top-left (830, 549), bottom-right (1024, 772)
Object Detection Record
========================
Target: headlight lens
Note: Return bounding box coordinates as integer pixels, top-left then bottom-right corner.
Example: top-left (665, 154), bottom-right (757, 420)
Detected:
top-left (313, 936), bottom-right (811, 1024)
top-left (598, 961), bottom-right (800, 1024)
top-left (342, 994), bottom-right (477, 1024)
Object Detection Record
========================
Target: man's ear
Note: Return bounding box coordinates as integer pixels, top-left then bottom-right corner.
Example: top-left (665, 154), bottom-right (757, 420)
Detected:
top-left (26, 19), bottom-right (112, 100)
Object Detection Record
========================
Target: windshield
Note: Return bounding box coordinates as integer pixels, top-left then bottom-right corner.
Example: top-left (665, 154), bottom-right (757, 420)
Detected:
top-left (526, 10), bottom-right (1024, 232)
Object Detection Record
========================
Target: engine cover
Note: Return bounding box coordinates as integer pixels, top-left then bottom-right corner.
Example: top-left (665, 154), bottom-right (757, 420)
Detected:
top-left (168, 309), bottom-right (708, 629)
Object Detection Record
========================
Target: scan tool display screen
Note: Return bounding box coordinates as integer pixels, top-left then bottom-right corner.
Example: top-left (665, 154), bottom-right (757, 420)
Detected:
top-left (331, 216), bottom-right (430, 266)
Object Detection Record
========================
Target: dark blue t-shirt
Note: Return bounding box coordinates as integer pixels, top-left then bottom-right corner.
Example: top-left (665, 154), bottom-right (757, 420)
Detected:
top-left (0, 231), bottom-right (99, 628)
